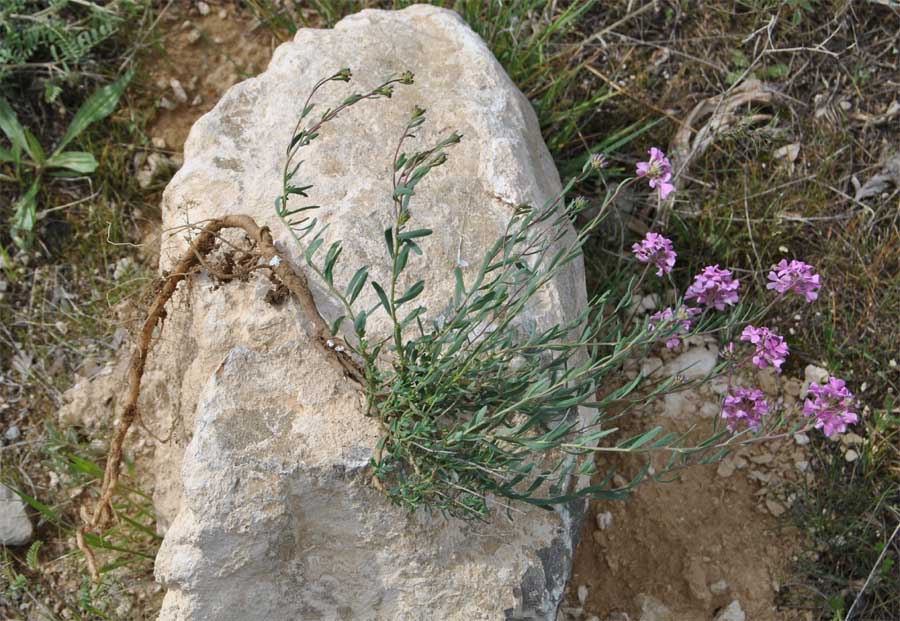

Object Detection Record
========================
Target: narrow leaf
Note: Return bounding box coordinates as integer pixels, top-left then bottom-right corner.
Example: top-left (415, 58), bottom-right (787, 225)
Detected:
top-left (46, 151), bottom-right (98, 174)
top-left (371, 281), bottom-right (391, 312)
top-left (346, 267), bottom-right (368, 304)
top-left (56, 70), bottom-right (133, 153)
top-left (0, 97), bottom-right (29, 155)
top-left (395, 280), bottom-right (425, 306)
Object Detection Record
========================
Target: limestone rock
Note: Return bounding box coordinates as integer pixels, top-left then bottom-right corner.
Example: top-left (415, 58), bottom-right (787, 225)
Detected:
top-left (148, 5), bottom-right (587, 620)
top-left (0, 484), bottom-right (33, 546)
top-left (714, 600), bottom-right (745, 621)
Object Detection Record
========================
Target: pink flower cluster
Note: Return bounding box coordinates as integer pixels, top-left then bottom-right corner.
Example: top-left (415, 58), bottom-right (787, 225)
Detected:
top-left (740, 325), bottom-right (790, 373)
top-left (685, 265), bottom-right (741, 310)
top-left (649, 306), bottom-right (701, 349)
top-left (624, 199), bottom-right (856, 439)
top-left (632, 232), bottom-right (677, 276)
top-left (722, 387), bottom-right (770, 431)
top-left (636, 147), bottom-right (675, 199)
top-left (767, 259), bottom-right (821, 302)
top-left (803, 378), bottom-right (859, 438)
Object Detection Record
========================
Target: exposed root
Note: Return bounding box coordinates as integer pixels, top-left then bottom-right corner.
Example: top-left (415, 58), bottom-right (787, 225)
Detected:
top-left (77, 214), bottom-right (363, 581)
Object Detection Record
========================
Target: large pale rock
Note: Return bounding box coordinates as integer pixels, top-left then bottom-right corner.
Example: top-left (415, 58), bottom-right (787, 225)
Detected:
top-left (0, 484), bottom-right (33, 546)
top-left (145, 5), bottom-right (588, 620)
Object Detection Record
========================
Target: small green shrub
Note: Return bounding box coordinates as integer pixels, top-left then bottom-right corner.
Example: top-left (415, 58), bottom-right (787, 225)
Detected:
top-left (273, 70), bottom-right (860, 518)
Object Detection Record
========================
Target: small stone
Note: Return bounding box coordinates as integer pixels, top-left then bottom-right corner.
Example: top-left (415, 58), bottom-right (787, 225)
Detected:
top-left (765, 499), bottom-right (786, 517)
top-left (197, 1), bottom-right (210, 15)
top-left (187, 28), bottom-right (203, 44)
top-left (714, 600), bottom-right (745, 621)
top-left (793, 432), bottom-right (810, 446)
top-left (595, 511), bottom-right (613, 530)
top-left (639, 294), bottom-right (659, 312)
top-left (191, 94), bottom-right (203, 107)
top-left (636, 594), bottom-right (671, 621)
top-left (709, 579), bottom-right (729, 595)
top-left (170, 78), bottom-right (188, 103)
top-left (0, 484), bottom-right (33, 546)
top-left (641, 357), bottom-right (663, 377)
top-left (218, 9), bottom-right (227, 18)
top-left (4, 425), bottom-right (20, 441)
top-left (684, 557), bottom-right (710, 603)
top-left (749, 453), bottom-right (775, 465)
top-left (152, 136), bottom-right (168, 149)
top-left (774, 143), bottom-right (800, 163)
top-left (795, 460), bottom-right (809, 472)
top-left (748, 470), bottom-right (770, 484)
top-left (158, 96), bottom-right (177, 110)
top-left (844, 449), bottom-right (859, 462)
top-left (717, 459), bottom-right (735, 478)
top-left (577, 584), bottom-right (588, 605)
top-left (804, 364), bottom-right (829, 388)
top-left (841, 432), bottom-right (864, 446)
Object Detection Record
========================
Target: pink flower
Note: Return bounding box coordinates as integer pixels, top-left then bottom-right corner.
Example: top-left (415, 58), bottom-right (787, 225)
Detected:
top-left (632, 232), bottom-right (677, 276)
top-left (636, 147), bottom-right (675, 199)
top-left (649, 305), bottom-right (700, 349)
top-left (684, 265), bottom-right (740, 310)
top-left (722, 387), bottom-right (770, 432)
top-left (803, 378), bottom-right (858, 437)
top-left (767, 259), bottom-right (821, 303)
top-left (740, 325), bottom-right (790, 373)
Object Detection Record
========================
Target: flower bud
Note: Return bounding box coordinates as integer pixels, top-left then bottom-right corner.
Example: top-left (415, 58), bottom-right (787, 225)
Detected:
top-left (590, 152), bottom-right (609, 170)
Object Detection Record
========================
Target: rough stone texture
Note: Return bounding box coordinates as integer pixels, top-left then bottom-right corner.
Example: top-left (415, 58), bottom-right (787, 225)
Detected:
top-left (0, 484), bottom-right (33, 546)
top-left (144, 5), bottom-right (588, 620)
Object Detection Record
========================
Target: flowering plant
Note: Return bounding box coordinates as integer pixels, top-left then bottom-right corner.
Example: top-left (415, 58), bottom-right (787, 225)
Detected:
top-left (273, 70), bottom-right (858, 518)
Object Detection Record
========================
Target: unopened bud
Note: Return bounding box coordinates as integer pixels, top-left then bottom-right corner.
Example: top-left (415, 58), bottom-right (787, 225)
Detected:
top-left (400, 70), bottom-right (415, 84)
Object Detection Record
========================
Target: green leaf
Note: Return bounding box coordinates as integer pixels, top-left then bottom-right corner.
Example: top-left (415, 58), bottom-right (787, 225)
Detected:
top-left (346, 267), bottom-right (368, 304)
top-left (23, 129), bottom-right (45, 165)
top-left (395, 280), bottom-right (425, 306)
top-left (0, 98), bottom-right (30, 156)
top-left (353, 309), bottom-right (367, 336)
top-left (304, 237), bottom-right (324, 263)
top-left (384, 227), bottom-right (395, 258)
top-left (398, 228), bottom-right (432, 241)
top-left (394, 242), bottom-right (411, 276)
top-left (0, 146), bottom-right (14, 163)
top-left (55, 70), bottom-right (133, 154)
top-left (10, 180), bottom-right (39, 250)
top-left (329, 314), bottom-right (346, 335)
top-left (371, 281), bottom-right (391, 312)
top-left (26, 540), bottom-right (42, 570)
top-left (46, 151), bottom-right (98, 174)
top-left (453, 267), bottom-right (465, 306)
top-left (323, 241), bottom-right (342, 286)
